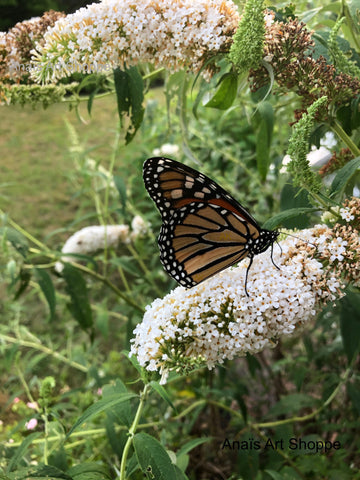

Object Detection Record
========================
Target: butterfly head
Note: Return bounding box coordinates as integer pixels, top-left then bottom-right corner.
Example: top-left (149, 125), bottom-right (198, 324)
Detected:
top-left (250, 229), bottom-right (280, 256)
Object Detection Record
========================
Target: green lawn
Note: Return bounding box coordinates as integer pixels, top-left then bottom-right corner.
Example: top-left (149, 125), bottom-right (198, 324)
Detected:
top-left (0, 94), bottom-right (150, 239)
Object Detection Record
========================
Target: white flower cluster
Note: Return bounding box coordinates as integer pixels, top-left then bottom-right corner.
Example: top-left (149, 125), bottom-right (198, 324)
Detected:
top-left (131, 215), bottom-right (151, 240)
top-left (281, 132), bottom-right (337, 173)
top-left (130, 225), bottom-right (345, 383)
top-left (339, 207), bottom-right (355, 222)
top-left (55, 218), bottom-right (149, 272)
top-left (55, 225), bottom-right (129, 272)
top-left (152, 144), bottom-right (180, 157)
top-left (31, 0), bottom-right (239, 83)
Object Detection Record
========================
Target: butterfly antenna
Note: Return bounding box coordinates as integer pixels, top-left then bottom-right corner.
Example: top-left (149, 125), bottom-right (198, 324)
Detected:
top-left (279, 230), bottom-right (317, 249)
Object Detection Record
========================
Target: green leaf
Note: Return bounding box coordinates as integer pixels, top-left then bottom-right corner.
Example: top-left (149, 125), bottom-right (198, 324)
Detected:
top-left (62, 263), bottom-right (93, 333)
top-left (133, 432), bottom-right (177, 479)
top-left (67, 393), bottom-right (137, 438)
top-left (67, 462), bottom-right (112, 480)
top-left (262, 207), bottom-right (316, 230)
top-left (204, 72), bottom-right (238, 110)
top-left (347, 382), bottom-right (360, 416)
top-left (13, 268), bottom-right (31, 300)
top-left (150, 381), bottom-right (177, 414)
top-left (330, 156), bottom-right (360, 197)
top-left (103, 379), bottom-right (134, 427)
top-left (20, 465), bottom-right (72, 479)
top-left (173, 464), bottom-right (190, 479)
top-left (279, 184), bottom-right (312, 229)
top-left (33, 268), bottom-right (56, 321)
top-left (256, 119), bottom-right (270, 181)
top-left (177, 438), bottom-right (211, 458)
top-left (124, 349), bottom-right (143, 375)
top-left (6, 432), bottom-right (41, 473)
top-left (264, 470), bottom-right (286, 480)
top-left (269, 393), bottom-right (316, 416)
top-left (340, 292), bottom-right (360, 362)
top-left (105, 418), bottom-right (127, 458)
top-left (113, 66), bottom-right (144, 144)
top-left (113, 175), bottom-right (127, 213)
top-left (0, 226), bottom-right (28, 258)
top-left (254, 102), bottom-right (274, 181)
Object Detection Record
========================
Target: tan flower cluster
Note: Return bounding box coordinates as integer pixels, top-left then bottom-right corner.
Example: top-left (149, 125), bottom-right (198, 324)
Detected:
top-left (0, 10), bottom-right (65, 83)
top-left (319, 148), bottom-right (354, 176)
top-left (249, 19), bottom-right (360, 121)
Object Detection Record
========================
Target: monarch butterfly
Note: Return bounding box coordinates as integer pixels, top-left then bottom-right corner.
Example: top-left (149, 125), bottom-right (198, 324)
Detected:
top-left (143, 157), bottom-right (279, 295)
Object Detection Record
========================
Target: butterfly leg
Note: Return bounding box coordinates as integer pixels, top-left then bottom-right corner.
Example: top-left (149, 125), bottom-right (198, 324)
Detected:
top-left (244, 255), bottom-right (254, 297)
top-left (270, 242), bottom-right (280, 271)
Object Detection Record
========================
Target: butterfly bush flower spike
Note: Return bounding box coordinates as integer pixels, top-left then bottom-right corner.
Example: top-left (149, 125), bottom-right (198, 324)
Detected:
top-left (31, 0), bottom-right (240, 83)
top-left (55, 222), bottom-right (146, 272)
top-left (131, 200), bottom-right (360, 383)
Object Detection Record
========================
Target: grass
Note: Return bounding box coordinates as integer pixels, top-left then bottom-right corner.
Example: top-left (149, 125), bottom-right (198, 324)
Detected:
top-left (0, 93), bottom-right (156, 239)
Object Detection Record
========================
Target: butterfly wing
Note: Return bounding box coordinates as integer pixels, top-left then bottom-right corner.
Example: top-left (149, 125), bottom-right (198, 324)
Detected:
top-left (143, 157), bottom-right (277, 288)
top-left (143, 157), bottom-right (259, 224)
top-left (158, 201), bottom-right (258, 287)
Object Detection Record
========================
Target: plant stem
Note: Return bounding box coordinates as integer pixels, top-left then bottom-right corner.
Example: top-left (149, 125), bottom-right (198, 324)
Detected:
top-left (119, 383), bottom-right (151, 480)
top-left (15, 360), bottom-right (39, 408)
top-left (71, 262), bottom-right (145, 313)
top-left (1, 333), bottom-right (88, 372)
top-left (331, 120), bottom-right (360, 157)
top-left (0, 213), bottom-right (50, 251)
top-left (42, 407), bottom-right (49, 465)
top-left (102, 131), bottom-right (121, 277)
top-left (253, 363), bottom-right (353, 429)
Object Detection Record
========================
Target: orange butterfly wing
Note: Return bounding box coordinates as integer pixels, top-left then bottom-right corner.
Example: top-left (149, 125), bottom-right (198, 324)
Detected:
top-left (143, 157), bottom-right (279, 289)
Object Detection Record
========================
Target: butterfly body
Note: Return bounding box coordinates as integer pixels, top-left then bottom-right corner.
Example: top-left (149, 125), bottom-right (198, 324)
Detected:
top-left (143, 157), bottom-right (279, 293)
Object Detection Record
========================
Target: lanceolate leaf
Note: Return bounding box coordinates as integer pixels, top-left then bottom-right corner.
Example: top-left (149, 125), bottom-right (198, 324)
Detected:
top-left (150, 381), bottom-right (177, 413)
top-left (340, 292), bottom-right (360, 362)
top-left (33, 267), bottom-right (56, 321)
top-left (6, 432), bottom-right (41, 473)
top-left (330, 156), bottom-right (360, 197)
top-left (204, 72), bottom-right (238, 110)
top-left (0, 226), bottom-right (29, 258)
top-left (254, 102), bottom-right (274, 181)
top-left (113, 66), bottom-right (145, 144)
top-left (67, 393), bottom-right (137, 438)
top-left (262, 207), bottom-right (316, 230)
top-left (62, 263), bottom-right (93, 333)
top-left (133, 432), bottom-right (177, 479)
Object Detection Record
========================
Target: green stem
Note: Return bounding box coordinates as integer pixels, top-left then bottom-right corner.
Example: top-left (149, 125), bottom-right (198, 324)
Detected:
top-left (71, 262), bottom-right (145, 314)
top-left (1, 333), bottom-right (89, 372)
top-left (254, 364), bottom-right (353, 429)
top-left (26, 247), bottom-right (145, 314)
top-left (1, 213), bottom-right (49, 251)
top-left (99, 131), bottom-right (122, 278)
top-left (15, 360), bottom-right (39, 409)
top-left (331, 120), bottom-right (360, 157)
top-left (119, 383), bottom-right (151, 480)
top-left (126, 244), bottom-right (163, 297)
top-left (143, 67), bottom-right (165, 81)
top-left (42, 407), bottom-right (49, 465)
top-left (342, 0), bottom-right (360, 51)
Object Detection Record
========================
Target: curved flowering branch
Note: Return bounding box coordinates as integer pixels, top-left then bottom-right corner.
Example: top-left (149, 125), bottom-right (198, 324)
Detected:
top-left (30, 0), bottom-right (240, 83)
top-left (55, 218), bottom-right (150, 272)
top-left (130, 199), bottom-right (360, 384)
